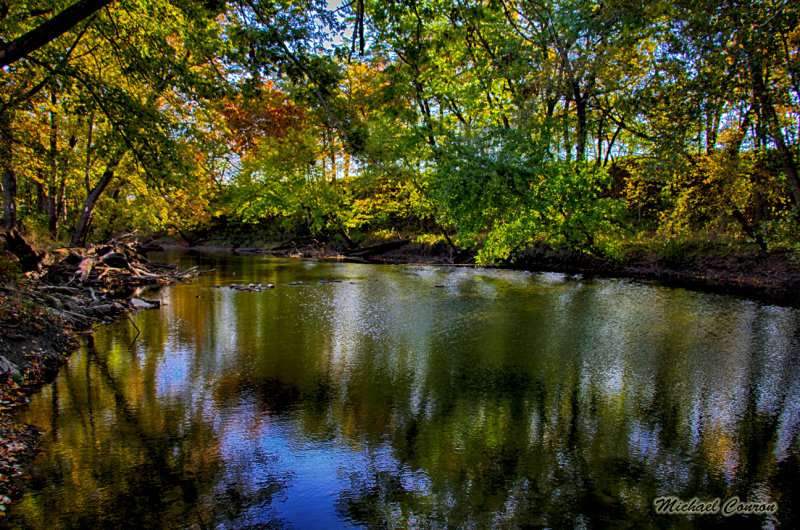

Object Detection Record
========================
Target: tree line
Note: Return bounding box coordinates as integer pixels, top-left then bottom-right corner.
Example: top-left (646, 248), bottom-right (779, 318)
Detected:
top-left (1, 0), bottom-right (798, 263)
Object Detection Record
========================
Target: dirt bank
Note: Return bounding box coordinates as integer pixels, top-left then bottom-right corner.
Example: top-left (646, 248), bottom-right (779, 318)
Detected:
top-left (0, 237), bottom-right (199, 518)
top-left (0, 295), bottom-right (79, 516)
top-left (510, 243), bottom-right (800, 307)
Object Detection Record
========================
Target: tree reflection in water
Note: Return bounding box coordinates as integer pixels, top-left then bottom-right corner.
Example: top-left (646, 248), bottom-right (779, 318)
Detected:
top-left (8, 255), bottom-right (800, 528)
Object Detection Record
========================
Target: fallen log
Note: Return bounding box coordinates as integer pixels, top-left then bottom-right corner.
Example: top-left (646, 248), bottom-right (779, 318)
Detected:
top-left (65, 251), bottom-right (86, 265)
top-left (135, 241), bottom-right (163, 254)
top-left (100, 251), bottom-right (129, 268)
top-left (149, 262), bottom-right (177, 270)
top-left (36, 285), bottom-right (82, 295)
top-left (176, 265), bottom-right (200, 278)
top-left (48, 307), bottom-right (95, 325)
top-left (271, 234), bottom-right (329, 251)
top-left (4, 233), bottom-right (202, 317)
top-left (87, 303), bottom-right (125, 318)
top-left (128, 266), bottom-right (160, 279)
top-left (129, 298), bottom-right (159, 310)
top-left (108, 231), bottom-right (138, 245)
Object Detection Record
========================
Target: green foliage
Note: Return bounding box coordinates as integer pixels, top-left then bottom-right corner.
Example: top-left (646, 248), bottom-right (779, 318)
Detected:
top-left (759, 208), bottom-right (800, 252)
top-left (0, 252), bottom-right (22, 283)
top-left (615, 148), bottom-right (796, 251)
top-left (427, 126), bottom-right (626, 264)
top-left (0, 0), bottom-right (797, 259)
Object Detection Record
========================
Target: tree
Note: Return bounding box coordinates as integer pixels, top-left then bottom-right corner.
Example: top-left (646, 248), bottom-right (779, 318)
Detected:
top-left (2, 0), bottom-right (230, 245)
top-left (0, 0), bottom-right (115, 68)
top-left (1, 107), bottom-right (15, 230)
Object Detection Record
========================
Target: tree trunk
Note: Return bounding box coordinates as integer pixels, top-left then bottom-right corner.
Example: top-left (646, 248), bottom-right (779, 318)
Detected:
top-left (344, 239), bottom-right (410, 257)
top-left (575, 96), bottom-right (587, 162)
top-left (70, 147), bottom-right (126, 247)
top-left (100, 182), bottom-right (123, 241)
top-left (2, 230), bottom-right (42, 271)
top-left (53, 171), bottom-right (68, 239)
top-left (36, 180), bottom-right (46, 214)
top-left (1, 166), bottom-right (16, 231)
top-left (595, 114), bottom-right (604, 164)
top-left (47, 90), bottom-right (60, 237)
top-left (750, 59), bottom-right (800, 212)
top-left (328, 130), bottom-right (337, 182)
top-left (563, 96), bottom-right (572, 162)
top-left (767, 123), bottom-right (800, 211)
top-left (1, 108), bottom-right (16, 231)
top-left (572, 80), bottom-right (591, 163)
top-left (705, 102), bottom-right (723, 154)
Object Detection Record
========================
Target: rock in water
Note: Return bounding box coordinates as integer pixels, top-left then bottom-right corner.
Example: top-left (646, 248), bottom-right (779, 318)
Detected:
top-left (129, 298), bottom-right (156, 310)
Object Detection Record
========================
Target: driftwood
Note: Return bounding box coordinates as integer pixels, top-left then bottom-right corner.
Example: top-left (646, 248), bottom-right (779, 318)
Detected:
top-left (271, 234), bottom-right (329, 251)
top-left (130, 298), bottom-right (160, 309)
top-left (72, 257), bottom-right (95, 284)
top-left (41, 240), bottom-right (196, 289)
top-left (37, 285), bottom-right (82, 295)
top-left (99, 251), bottom-right (129, 268)
top-left (108, 231), bottom-right (138, 245)
top-left (1, 236), bottom-right (200, 328)
top-left (238, 237), bottom-right (413, 260)
top-left (87, 303), bottom-right (125, 317)
top-left (234, 248), bottom-right (289, 256)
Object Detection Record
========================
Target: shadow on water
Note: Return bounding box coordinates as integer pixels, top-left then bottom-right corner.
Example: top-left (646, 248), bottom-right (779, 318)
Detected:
top-left (5, 252), bottom-right (800, 528)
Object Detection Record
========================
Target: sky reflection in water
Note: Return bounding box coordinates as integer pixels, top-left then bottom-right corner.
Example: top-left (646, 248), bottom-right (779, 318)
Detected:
top-left (7, 253), bottom-right (800, 528)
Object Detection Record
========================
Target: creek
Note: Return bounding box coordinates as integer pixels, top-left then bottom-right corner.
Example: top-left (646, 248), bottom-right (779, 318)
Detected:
top-left (6, 252), bottom-right (800, 528)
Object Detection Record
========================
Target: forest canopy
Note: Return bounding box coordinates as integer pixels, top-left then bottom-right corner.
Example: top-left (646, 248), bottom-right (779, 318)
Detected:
top-left (1, 0), bottom-right (798, 264)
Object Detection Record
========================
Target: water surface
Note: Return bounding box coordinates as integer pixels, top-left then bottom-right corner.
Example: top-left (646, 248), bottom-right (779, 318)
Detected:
top-left (7, 252), bottom-right (800, 528)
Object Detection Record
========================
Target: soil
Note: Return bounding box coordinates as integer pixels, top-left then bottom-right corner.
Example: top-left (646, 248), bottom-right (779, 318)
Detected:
top-left (510, 243), bottom-right (800, 307)
top-left (0, 295), bottom-right (80, 516)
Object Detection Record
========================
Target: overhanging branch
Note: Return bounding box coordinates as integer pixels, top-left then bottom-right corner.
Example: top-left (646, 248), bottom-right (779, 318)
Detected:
top-left (0, 0), bottom-right (114, 68)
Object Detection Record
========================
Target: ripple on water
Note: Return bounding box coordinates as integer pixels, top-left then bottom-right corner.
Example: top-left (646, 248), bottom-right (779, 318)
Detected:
top-left (7, 254), bottom-right (800, 528)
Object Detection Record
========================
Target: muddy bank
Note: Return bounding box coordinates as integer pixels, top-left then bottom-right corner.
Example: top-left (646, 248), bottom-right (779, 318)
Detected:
top-left (509, 243), bottom-right (800, 307)
top-left (388, 242), bottom-right (800, 307)
top-left (176, 238), bottom-right (800, 307)
top-left (0, 237), bottom-right (199, 518)
top-left (0, 295), bottom-right (79, 515)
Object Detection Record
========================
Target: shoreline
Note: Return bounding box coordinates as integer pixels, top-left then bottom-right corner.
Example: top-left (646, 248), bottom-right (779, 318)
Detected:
top-left (0, 242), bottom-right (198, 518)
top-left (168, 240), bottom-right (800, 308)
top-left (0, 295), bottom-right (81, 516)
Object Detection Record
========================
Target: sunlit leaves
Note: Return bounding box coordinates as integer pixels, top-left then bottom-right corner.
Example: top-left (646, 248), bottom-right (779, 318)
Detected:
top-left (221, 83), bottom-right (307, 154)
top-left (2, 0), bottom-right (798, 253)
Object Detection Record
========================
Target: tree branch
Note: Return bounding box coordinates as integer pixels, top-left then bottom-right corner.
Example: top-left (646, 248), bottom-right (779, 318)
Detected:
top-left (0, 0), bottom-right (113, 68)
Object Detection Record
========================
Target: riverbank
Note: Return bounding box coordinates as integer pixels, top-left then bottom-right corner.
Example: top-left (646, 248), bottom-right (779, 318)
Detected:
top-left (174, 237), bottom-right (800, 307)
top-left (511, 243), bottom-right (800, 307)
top-left (0, 238), bottom-right (199, 517)
top-left (0, 295), bottom-right (79, 515)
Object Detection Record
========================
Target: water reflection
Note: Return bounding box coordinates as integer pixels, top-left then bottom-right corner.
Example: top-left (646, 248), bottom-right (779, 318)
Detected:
top-left (7, 254), bottom-right (800, 528)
